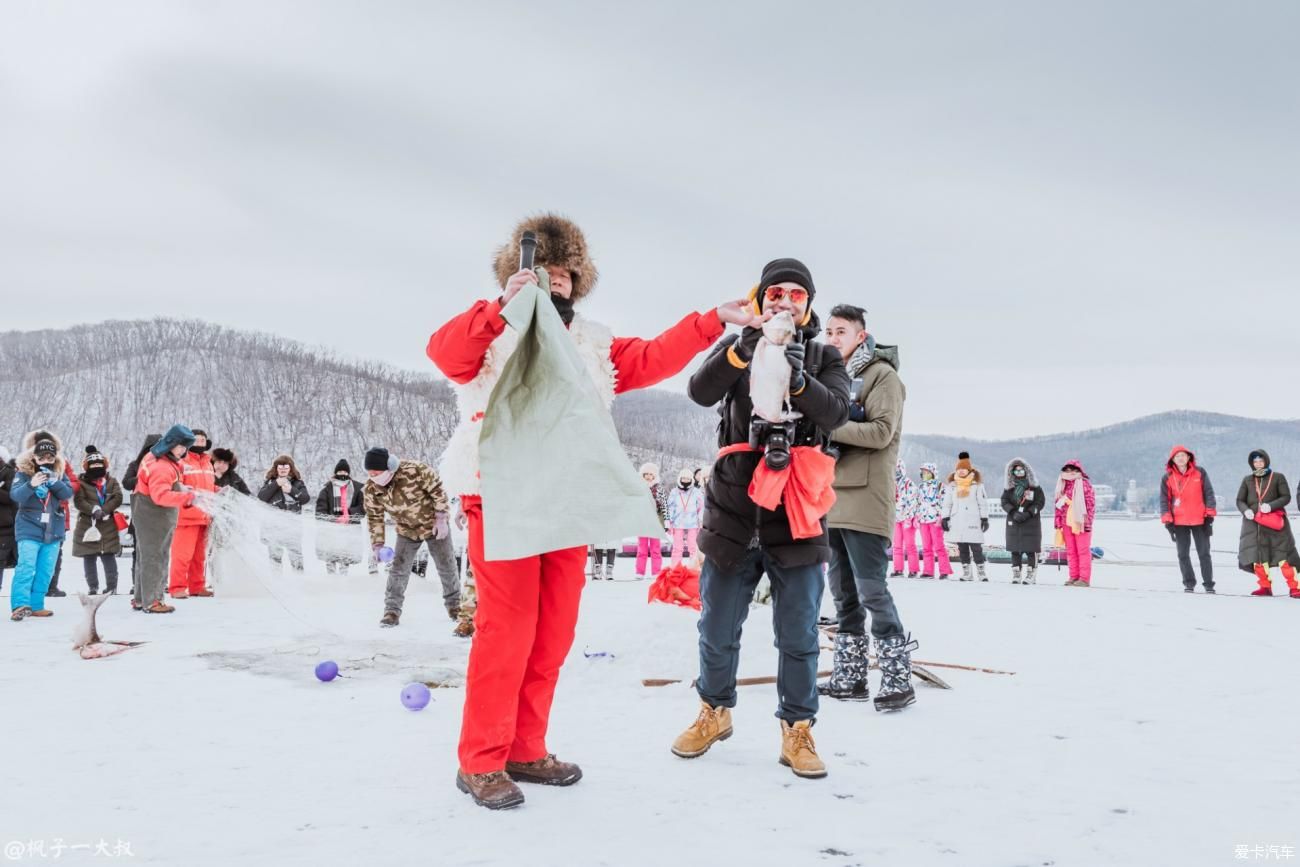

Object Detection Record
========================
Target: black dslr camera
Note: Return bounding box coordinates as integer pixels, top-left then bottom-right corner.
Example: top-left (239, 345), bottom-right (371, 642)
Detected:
top-left (749, 418), bottom-right (797, 471)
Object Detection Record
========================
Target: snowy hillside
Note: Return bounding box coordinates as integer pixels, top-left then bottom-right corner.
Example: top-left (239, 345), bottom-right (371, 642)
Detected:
top-left (0, 320), bottom-right (714, 483)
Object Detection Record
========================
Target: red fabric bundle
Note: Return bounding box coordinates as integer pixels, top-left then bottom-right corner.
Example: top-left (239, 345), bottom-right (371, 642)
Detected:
top-left (718, 444), bottom-right (837, 540)
top-left (647, 564), bottom-right (701, 611)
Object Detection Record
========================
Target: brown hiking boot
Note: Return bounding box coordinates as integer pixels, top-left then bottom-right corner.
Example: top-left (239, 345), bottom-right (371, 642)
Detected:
top-left (506, 754), bottom-right (582, 787)
top-left (379, 610), bottom-right (400, 628)
top-left (455, 770), bottom-right (525, 810)
top-left (452, 618), bottom-right (474, 638)
top-left (779, 720), bottom-right (827, 779)
top-left (30, 609), bottom-right (54, 618)
top-left (190, 589), bottom-right (215, 597)
top-left (671, 702), bottom-right (733, 758)
top-left (446, 605), bottom-right (460, 622)
top-left (11, 606), bottom-right (33, 621)
top-left (143, 601), bottom-right (175, 614)
top-left (170, 589), bottom-right (189, 599)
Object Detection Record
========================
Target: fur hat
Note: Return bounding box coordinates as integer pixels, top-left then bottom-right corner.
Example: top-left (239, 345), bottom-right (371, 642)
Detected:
top-left (16, 430), bottom-right (66, 477)
top-left (492, 213), bottom-right (598, 302)
top-left (639, 462), bottom-right (659, 482)
top-left (211, 447), bottom-right (237, 468)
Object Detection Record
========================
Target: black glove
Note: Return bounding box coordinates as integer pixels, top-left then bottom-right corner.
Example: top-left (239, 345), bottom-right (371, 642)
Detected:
top-left (91, 507), bottom-right (104, 522)
top-left (980, 518), bottom-right (989, 533)
top-left (1204, 516), bottom-right (1214, 526)
top-left (941, 518), bottom-right (950, 532)
top-left (848, 403), bottom-right (867, 423)
top-left (1166, 524), bottom-right (1177, 542)
top-left (785, 340), bottom-right (807, 390)
top-left (735, 328), bottom-right (763, 360)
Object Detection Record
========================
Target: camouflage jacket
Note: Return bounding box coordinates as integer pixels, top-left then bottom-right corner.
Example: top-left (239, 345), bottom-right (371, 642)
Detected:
top-left (363, 459), bottom-right (450, 545)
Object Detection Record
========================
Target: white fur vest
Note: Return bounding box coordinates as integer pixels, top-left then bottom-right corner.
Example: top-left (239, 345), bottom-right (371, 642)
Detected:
top-left (439, 315), bottom-right (618, 496)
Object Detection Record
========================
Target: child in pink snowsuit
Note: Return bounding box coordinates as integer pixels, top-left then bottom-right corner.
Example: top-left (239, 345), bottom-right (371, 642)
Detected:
top-left (891, 458), bottom-right (921, 576)
top-left (666, 468), bottom-right (704, 566)
top-left (915, 462), bottom-right (953, 578)
top-left (636, 463), bottom-right (666, 578)
top-left (1054, 459), bottom-right (1096, 586)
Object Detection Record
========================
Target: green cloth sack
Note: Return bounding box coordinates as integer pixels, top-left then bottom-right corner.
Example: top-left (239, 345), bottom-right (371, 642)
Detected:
top-left (478, 272), bottom-right (662, 561)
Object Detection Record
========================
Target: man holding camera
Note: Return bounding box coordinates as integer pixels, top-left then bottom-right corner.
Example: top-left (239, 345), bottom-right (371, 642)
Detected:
top-left (817, 304), bottom-right (916, 711)
top-left (671, 259), bottom-right (850, 779)
top-left (428, 214), bottom-right (755, 810)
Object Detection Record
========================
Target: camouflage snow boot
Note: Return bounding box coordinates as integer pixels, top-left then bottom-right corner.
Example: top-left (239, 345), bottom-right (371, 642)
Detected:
top-left (816, 632), bottom-right (870, 701)
top-left (874, 633), bottom-right (919, 712)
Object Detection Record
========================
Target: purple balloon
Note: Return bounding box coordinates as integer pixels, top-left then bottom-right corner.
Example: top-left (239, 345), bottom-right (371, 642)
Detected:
top-left (315, 660), bottom-right (339, 682)
top-left (401, 682), bottom-right (431, 711)
top-left (377, 546), bottom-right (395, 563)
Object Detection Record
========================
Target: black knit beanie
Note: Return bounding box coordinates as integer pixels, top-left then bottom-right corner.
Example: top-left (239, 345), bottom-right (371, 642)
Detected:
top-left (758, 258), bottom-right (815, 298)
top-left (335, 459), bottom-right (351, 475)
top-left (364, 448), bottom-right (390, 472)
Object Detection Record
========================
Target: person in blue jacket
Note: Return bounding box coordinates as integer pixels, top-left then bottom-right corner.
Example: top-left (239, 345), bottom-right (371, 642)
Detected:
top-left (9, 431), bottom-right (75, 621)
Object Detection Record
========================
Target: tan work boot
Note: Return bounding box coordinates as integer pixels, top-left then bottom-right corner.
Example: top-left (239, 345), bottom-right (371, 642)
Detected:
top-left (455, 770), bottom-right (525, 810)
top-left (779, 720), bottom-right (827, 779)
top-left (671, 702), bottom-right (733, 758)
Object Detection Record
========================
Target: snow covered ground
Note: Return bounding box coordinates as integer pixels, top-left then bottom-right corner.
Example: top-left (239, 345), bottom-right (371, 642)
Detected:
top-left (2, 516), bottom-right (1295, 867)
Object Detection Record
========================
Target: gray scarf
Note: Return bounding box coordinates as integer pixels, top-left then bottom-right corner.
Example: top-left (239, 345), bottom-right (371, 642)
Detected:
top-left (845, 335), bottom-right (876, 377)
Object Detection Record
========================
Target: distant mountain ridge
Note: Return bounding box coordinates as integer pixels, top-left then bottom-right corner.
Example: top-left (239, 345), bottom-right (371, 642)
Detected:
top-left (1, 320), bottom-right (1291, 510)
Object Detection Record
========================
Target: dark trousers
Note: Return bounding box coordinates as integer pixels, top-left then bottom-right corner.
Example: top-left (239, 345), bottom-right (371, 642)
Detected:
top-left (48, 549), bottom-right (64, 592)
top-left (827, 528), bottom-right (906, 640)
top-left (0, 536), bottom-right (14, 590)
top-left (1011, 551), bottom-right (1038, 568)
top-left (957, 542), bottom-right (985, 565)
top-left (1173, 524), bottom-right (1214, 589)
top-left (82, 554), bottom-right (119, 592)
top-left (696, 548), bottom-right (824, 723)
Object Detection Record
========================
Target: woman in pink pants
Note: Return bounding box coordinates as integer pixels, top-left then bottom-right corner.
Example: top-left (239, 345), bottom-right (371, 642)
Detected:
top-left (891, 458), bottom-right (921, 577)
top-left (666, 468), bottom-right (705, 566)
top-left (914, 462), bottom-right (953, 578)
top-left (1054, 459), bottom-right (1096, 586)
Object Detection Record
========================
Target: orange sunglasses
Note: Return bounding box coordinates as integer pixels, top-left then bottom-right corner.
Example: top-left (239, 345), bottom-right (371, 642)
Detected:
top-left (764, 286), bottom-right (809, 304)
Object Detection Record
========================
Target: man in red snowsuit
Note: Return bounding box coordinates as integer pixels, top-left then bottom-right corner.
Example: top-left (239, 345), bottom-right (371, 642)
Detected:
top-left (427, 213), bottom-right (760, 810)
top-left (169, 428), bottom-right (216, 598)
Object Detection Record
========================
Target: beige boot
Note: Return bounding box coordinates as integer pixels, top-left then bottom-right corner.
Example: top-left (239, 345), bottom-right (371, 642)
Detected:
top-left (779, 720), bottom-right (827, 779)
top-left (671, 702), bottom-right (733, 758)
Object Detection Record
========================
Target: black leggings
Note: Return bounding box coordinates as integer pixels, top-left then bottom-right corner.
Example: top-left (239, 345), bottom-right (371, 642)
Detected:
top-left (1011, 552), bottom-right (1038, 568)
top-left (957, 543), bottom-right (986, 565)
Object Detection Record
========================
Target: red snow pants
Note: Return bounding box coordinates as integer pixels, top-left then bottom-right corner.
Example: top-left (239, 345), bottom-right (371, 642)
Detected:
top-left (168, 523), bottom-right (209, 594)
top-left (457, 495), bottom-right (588, 774)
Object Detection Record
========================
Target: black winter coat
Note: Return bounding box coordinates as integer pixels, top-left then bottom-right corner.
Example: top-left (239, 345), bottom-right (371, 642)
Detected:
top-left (216, 469), bottom-right (251, 496)
top-left (1237, 467), bottom-right (1299, 573)
top-left (0, 460), bottom-right (17, 534)
top-left (689, 325), bottom-right (851, 570)
top-left (259, 478), bottom-right (311, 512)
top-left (316, 479), bottom-right (365, 524)
top-left (1001, 485), bottom-right (1046, 553)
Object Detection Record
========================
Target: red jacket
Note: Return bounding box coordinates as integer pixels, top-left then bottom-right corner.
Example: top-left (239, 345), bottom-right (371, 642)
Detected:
top-left (136, 453), bottom-right (193, 509)
top-left (1160, 445), bottom-right (1217, 526)
top-left (426, 298), bottom-right (725, 393)
top-left (177, 452), bottom-right (216, 526)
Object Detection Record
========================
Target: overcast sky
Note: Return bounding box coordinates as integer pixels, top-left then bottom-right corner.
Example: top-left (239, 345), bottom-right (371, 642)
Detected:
top-left (2, 1), bottom-right (1296, 438)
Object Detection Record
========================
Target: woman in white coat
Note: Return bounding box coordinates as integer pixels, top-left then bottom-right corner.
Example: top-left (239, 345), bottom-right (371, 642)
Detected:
top-left (941, 451), bottom-right (990, 581)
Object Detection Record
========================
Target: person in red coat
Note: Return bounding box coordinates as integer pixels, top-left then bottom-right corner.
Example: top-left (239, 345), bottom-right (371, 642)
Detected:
top-left (169, 428), bottom-right (217, 598)
top-left (427, 213), bottom-right (756, 810)
top-left (1159, 445), bottom-right (1217, 593)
